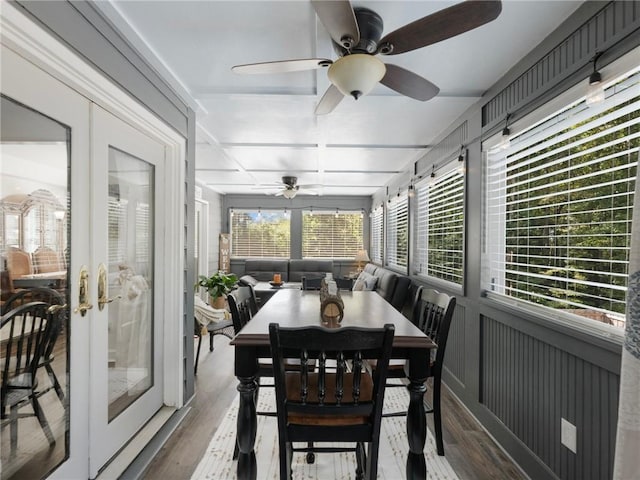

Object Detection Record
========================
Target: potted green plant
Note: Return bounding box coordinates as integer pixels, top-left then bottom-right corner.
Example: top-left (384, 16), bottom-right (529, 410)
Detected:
top-left (196, 271), bottom-right (238, 309)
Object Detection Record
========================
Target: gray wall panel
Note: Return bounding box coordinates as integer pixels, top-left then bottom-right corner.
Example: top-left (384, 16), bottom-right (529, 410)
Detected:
top-left (481, 315), bottom-right (620, 480)
top-left (482, 1), bottom-right (640, 131)
top-left (444, 303), bottom-right (466, 385)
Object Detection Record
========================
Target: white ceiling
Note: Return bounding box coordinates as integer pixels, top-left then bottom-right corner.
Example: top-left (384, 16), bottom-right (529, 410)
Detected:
top-left (105, 0), bottom-right (583, 197)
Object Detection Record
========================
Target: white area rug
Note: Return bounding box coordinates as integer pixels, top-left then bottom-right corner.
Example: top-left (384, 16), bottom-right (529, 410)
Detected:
top-left (191, 383), bottom-right (460, 479)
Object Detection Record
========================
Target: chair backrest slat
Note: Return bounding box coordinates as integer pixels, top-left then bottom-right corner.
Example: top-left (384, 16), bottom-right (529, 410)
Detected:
top-left (269, 323), bottom-right (394, 418)
top-left (3, 287), bottom-right (65, 315)
top-left (228, 285), bottom-right (258, 333)
top-left (1, 302), bottom-right (50, 387)
top-left (413, 288), bottom-right (456, 373)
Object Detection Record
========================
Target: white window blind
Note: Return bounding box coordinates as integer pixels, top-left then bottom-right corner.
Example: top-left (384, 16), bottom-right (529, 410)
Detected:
top-left (231, 209), bottom-right (290, 258)
top-left (484, 69), bottom-right (640, 329)
top-left (386, 194), bottom-right (409, 272)
top-left (135, 202), bottom-right (151, 266)
top-left (370, 204), bottom-right (384, 264)
top-left (302, 211), bottom-right (363, 258)
top-left (108, 198), bottom-right (128, 265)
top-left (414, 161), bottom-right (465, 285)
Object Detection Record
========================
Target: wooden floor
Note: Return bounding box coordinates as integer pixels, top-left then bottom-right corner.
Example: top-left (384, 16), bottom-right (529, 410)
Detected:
top-left (142, 334), bottom-right (526, 480)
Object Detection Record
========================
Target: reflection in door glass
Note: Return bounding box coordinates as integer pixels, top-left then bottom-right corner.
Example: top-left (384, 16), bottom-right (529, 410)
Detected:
top-left (0, 95), bottom-right (70, 480)
top-left (107, 147), bottom-right (154, 421)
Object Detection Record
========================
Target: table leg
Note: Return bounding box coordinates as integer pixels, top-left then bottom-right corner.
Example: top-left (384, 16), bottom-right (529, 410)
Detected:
top-left (405, 351), bottom-right (429, 480)
top-left (406, 378), bottom-right (427, 479)
top-left (236, 375), bottom-right (258, 480)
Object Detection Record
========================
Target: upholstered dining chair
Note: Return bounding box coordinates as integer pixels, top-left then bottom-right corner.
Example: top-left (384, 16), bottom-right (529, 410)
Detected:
top-left (269, 323), bottom-right (395, 480)
top-left (382, 287), bottom-right (456, 456)
top-left (2, 287), bottom-right (67, 403)
top-left (1, 301), bottom-right (63, 452)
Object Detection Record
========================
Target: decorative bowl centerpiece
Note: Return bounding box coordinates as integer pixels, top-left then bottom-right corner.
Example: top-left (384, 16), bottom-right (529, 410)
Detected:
top-left (269, 281), bottom-right (283, 288)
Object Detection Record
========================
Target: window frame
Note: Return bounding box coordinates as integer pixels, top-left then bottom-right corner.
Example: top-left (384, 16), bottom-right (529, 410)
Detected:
top-left (301, 209), bottom-right (364, 259)
top-left (230, 208), bottom-right (291, 258)
top-left (413, 156), bottom-right (466, 290)
top-left (370, 204), bottom-right (384, 265)
top-left (481, 61), bottom-right (640, 337)
top-left (385, 193), bottom-right (409, 273)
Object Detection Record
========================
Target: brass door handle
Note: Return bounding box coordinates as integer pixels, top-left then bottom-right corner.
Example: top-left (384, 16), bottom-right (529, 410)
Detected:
top-left (74, 265), bottom-right (93, 316)
top-left (97, 263), bottom-right (121, 311)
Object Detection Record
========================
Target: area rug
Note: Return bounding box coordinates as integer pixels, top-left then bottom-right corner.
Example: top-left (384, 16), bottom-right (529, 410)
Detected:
top-left (191, 383), bottom-right (459, 479)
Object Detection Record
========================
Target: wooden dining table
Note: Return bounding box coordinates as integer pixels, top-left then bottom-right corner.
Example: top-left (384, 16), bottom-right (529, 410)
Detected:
top-left (231, 288), bottom-right (436, 480)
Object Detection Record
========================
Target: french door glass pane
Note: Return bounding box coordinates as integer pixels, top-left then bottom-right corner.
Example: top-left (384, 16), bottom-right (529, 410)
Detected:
top-left (107, 147), bottom-right (155, 421)
top-left (0, 94), bottom-right (70, 480)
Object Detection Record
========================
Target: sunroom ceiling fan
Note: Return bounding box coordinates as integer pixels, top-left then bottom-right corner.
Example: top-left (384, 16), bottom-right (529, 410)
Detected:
top-left (254, 176), bottom-right (320, 199)
top-left (232, 0), bottom-right (502, 114)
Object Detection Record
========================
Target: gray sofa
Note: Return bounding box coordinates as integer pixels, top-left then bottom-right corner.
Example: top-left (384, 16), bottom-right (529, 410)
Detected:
top-left (243, 258), bottom-right (290, 282)
top-left (288, 259), bottom-right (334, 282)
top-left (242, 258), bottom-right (334, 283)
top-left (362, 263), bottom-right (411, 311)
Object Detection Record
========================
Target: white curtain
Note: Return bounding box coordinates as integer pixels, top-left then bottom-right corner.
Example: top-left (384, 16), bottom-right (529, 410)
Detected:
top-left (613, 153), bottom-right (640, 479)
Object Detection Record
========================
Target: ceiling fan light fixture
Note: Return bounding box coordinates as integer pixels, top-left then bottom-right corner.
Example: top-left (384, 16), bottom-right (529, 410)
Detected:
top-left (282, 188), bottom-right (297, 199)
top-left (327, 54), bottom-right (386, 99)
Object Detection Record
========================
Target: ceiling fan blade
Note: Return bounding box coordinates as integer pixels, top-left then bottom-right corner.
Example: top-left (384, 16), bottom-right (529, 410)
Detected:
top-left (380, 64), bottom-right (440, 101)
top-left (378, 1), bottom-right (502, 56)
top-left (315, 84), bottom-right (344, 115)
top-left (232, 58), bottom-right (332, 75)
top-left (311, 0), bottom-right (360, 49)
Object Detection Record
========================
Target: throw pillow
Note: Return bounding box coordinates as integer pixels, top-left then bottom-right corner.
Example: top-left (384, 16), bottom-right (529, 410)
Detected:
top-left (363, 274), bottom-right (378, 291)
top-left (353, 271), bottom-right (377, 291)
top-left (239, 274), bottom-right (258, 287)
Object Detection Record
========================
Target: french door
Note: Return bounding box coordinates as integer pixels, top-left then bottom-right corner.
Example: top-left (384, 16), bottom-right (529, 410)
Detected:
top-left (1, 37), bottom-right (172, 480)
top-left (88, 105), bottom-right (166, 476)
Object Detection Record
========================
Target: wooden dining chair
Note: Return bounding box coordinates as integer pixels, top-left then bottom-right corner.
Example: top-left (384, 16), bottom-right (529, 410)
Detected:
top-left (32, 247), bottom-right (63, 274)
top-left (2, 287), bottom-right (66, 403)
top-left (228, 285), bottom-right (275, 458)
top-left (269, 322), bottom-right (395, 480)
top-left (1, 301), bottom-right (63, 452)
top-left (301, 276), bottom-right (322, 290)
top-left (382, 287), bottom-right (456, 456)
top-left (6, 247), bottom-right (33, 293)
top-left (227, 285), bottom-right (258, 334)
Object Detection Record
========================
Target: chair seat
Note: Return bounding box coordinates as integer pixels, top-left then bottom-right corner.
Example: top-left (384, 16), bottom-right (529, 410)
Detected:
top-left (285, 372), bottom-right (374, 426)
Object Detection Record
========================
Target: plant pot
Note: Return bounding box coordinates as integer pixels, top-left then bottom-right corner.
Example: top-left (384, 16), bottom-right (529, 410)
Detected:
top-left (210, 295), bottom-right (226, 310)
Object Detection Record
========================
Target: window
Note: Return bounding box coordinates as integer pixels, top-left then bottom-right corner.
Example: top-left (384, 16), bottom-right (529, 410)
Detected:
top-left (231, 209), bottom-right (290, 258)
top-left (414, 160), bottom-right (465, 285)
top-left (302, 210), bottom-right (363, 258)
top-left (370, 204), bottom-right (384, 264)
top-left (484, 68), bottom-right (640, 329)
top-left (386, 194), bottom-right (408, 272)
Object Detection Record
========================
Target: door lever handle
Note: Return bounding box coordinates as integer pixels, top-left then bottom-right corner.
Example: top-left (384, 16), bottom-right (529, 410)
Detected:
top-left (97, 263), bottom-right (121, 311)
top-left (74, 265), bottom-right (93, 316)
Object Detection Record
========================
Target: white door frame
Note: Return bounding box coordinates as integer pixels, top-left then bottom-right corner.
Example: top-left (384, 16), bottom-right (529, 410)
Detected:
top-left (1, 3), bottom-right (186, 478)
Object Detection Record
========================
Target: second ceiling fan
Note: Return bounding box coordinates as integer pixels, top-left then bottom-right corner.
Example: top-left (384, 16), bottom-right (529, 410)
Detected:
top-left (232, 0), bottom-right (502, 114)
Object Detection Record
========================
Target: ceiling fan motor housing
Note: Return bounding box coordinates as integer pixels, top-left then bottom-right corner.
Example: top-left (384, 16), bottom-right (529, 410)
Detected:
top-left (332, 7), bottom-right (384, 57)
top-left (282, 175), bottom-right (297, 187)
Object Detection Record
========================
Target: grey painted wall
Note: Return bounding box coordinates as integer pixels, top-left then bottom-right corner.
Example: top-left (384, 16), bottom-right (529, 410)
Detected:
top-left (383, 3), bottom-right (639, 480)
top-left (13, 0), bottom-right (198, 402)
top-left (199, 184), bottom-right (224, 274)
